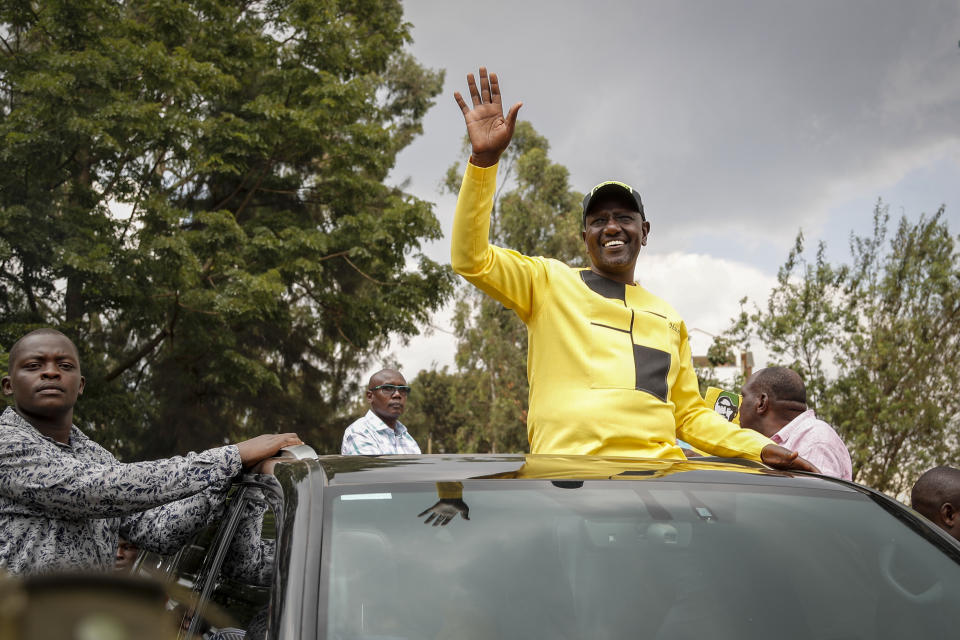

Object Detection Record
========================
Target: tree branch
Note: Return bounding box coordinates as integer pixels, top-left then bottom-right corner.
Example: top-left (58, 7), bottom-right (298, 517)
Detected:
top-left (104, 301), bottom-right (181, 382)
top-left (341, 255), bottom-right (395, 285)
top-left (103, 327), bottom-right (169, 382)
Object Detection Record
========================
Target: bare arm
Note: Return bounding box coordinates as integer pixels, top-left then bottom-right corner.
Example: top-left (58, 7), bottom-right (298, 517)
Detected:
top-left (760, 444), bottom-right (821, 473)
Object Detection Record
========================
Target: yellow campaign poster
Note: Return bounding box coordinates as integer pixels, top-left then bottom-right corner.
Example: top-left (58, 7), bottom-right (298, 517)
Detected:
top-left (703, 387), bottom-right (742, 425)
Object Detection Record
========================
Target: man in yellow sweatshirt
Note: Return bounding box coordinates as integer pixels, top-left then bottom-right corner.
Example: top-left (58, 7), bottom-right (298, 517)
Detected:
top-left (451, 67), bottom-right (815, 472)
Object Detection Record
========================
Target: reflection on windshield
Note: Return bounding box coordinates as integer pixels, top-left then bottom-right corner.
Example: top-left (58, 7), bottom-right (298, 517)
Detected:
top-left (323, 480), bottom-right (960, 640)
top-left (417, 482), bottom-right (471, 527)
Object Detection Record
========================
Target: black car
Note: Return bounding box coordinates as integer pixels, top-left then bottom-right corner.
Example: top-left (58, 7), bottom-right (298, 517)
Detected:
top-left (141, 449), bottom-right (960, 639)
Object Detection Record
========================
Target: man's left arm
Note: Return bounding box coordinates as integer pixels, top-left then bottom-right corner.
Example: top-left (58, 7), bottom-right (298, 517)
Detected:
top-left (671, 330), bottom-right (818, 472)
top-left (120, 479), bottom-right (233, 555)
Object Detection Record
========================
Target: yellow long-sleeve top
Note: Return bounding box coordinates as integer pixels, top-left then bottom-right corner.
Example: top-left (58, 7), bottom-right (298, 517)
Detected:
top-left (451, 162), bottom-right (772, 461)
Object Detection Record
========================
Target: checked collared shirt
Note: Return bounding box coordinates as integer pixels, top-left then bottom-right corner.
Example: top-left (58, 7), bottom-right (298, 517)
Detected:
top-left (341, 410), bottom-right (421, 455)
top-left (0, 407), bottom-right (241, 575)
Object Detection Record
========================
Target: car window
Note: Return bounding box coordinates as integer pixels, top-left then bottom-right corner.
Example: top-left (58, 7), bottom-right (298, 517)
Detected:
top-left (319, 479), bottom-right (960, 640)
top-left (136, 506), bottom-right (227, 636)
top-left (138, 484), bottom-right (279, 640)
top-left (190, 486), bottom-right (278, 640)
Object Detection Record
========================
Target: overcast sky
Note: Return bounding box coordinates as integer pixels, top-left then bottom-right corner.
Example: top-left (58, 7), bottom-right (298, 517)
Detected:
top-left (369, 0), bottom-right (960, 380)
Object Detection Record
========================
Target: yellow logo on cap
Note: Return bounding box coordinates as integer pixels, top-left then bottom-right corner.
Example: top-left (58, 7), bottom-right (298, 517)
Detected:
top-left (592, 180), bottom-right (634, 195)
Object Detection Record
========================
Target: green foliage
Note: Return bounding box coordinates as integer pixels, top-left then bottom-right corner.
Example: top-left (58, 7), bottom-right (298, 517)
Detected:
top-left (0, 0), bottom-right (453, 458)
top-left (409, 122), bottom-right (585, 453)
top-left (711, 202), bottom-right (960, 495)
top-left (752, 234), bottom-right (847, 408)
top-left (829, 206), bottom-right (960, 494)
top-left (400, 367), bottom-right (491, 454)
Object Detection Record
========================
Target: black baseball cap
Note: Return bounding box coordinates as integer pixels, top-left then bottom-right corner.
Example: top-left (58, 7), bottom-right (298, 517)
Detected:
top-left (581, 181), bottom-right (645, 225)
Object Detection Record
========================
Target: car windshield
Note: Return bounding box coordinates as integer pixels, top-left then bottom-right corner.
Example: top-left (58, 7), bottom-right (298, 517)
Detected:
top-left (319, 477), bottom-right (960, 639)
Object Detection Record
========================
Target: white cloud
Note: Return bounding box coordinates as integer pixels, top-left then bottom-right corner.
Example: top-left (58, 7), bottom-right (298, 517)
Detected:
top-left (636, 250), bottom-right (777, 362)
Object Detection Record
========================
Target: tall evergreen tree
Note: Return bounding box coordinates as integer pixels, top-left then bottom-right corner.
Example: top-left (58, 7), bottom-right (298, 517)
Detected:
top-left (0, 0), bottom-right (453, 457)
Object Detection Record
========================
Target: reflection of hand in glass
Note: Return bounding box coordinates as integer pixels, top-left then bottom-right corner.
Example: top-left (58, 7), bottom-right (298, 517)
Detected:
top-left (418, 499), bottom-right (470, 526)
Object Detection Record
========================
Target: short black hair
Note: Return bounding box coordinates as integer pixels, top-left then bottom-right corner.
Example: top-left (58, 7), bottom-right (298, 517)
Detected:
top-left (912, 466), bottom-right (960, 513)
top-left (748, 366), bottom-right (806, 404)
top-left (7, 328), bottom-right (80, 372)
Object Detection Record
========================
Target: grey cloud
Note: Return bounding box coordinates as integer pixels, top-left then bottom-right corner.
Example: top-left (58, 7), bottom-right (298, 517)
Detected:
top-left (394, 0), bottom-right (960, 267)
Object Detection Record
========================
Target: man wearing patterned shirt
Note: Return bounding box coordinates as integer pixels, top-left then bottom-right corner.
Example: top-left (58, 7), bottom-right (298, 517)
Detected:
top-left (0, 328), bottom-right (302, 575)
top-left (738, 367), bottom-right (853, 480)
top-left (341, 369), bottom-right (420, 455)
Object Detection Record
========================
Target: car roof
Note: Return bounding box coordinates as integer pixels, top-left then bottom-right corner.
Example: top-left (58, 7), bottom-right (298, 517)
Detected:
top-left (291, 453), bottom-right (860, 494)
top-left (264, 449), bottom-right (960, 558)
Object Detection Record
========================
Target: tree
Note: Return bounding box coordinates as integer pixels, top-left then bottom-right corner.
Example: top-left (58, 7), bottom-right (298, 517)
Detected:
top-left (751, 234), bottom-right (847, 409)
top-left (0, 0), bottom-right (453, 458)
top-left (712, 202), bottom-right (960, 496)
top-left (399, 366), bottom-right (491, 454)
top-left (693, 309), bottom-right (748, 398)
top-left (408, 122), bottom-right (584, 453)
top-left (829, 205), bottom-right (960, 494)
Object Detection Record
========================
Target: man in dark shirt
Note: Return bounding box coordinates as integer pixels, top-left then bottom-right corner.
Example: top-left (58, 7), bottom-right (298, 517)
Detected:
top-left (0, 328), bottom-right (302, 575)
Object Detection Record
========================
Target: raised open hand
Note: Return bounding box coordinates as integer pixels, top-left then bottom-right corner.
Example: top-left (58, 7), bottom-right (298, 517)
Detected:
top-left (454, 67), bottom-right (522, 168)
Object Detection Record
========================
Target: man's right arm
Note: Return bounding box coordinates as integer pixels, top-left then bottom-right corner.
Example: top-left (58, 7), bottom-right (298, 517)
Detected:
top-left (0, 439), bottom-right (241, 519)
top-left (451, 67), bottom-right (548, 320)
top-left (0, 432), bottom-right (301, 520)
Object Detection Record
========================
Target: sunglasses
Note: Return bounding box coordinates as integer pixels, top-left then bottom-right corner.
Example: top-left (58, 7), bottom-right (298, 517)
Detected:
top-left (370, 384), bottom-right (411, 397)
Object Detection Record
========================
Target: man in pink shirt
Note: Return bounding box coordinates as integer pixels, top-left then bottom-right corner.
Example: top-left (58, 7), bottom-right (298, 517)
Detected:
top-left (738, 367), bottom-right (853, 480)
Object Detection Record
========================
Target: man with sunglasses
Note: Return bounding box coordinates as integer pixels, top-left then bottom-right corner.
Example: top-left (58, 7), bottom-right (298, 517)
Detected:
top-left (341, 369), bottom-right (420, 455)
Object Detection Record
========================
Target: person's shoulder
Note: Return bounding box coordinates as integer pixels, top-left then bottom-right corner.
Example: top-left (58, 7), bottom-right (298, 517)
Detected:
top-left (789, 411), bottom-right (844, 443)
top-left (343, 412), bottom-right (375, 433)
top-left (632, 283), bottom-right (683, 319)
top-left (70, 426), bottom-right (116, 462)
top-left (0, 408), bottom-right (41, 444)
top-left (810, 415), bottom-right (847, 442)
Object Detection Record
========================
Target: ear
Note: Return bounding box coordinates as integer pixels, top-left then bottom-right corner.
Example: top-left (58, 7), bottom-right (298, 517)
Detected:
top-left (580, 228), bottom-right (586, 243)
top-left (365, 389), bottom-right (373, 403)
top-left (78, 375), bottom-right (85, 396)
top-left (640, 220), bottom-right (650, 246)
top-left (756, 392), bottom-right (771, 415)
top-left (940, 502), bottom-right (958, 527)
top-left (1, 375), bottom-right (11, 397)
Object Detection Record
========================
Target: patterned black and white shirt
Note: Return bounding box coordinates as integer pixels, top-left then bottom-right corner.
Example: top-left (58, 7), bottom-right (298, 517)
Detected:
top-left (0, 407), bottom-right (241, 575)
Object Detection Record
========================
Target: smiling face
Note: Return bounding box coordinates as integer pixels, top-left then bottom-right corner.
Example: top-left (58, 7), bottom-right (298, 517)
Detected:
top-left (366, 369), bottom-right (407, 428)
top-left (2, 331), bottom-right (85, 423)
top-left (581, 193), bottom-right (650, 284)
